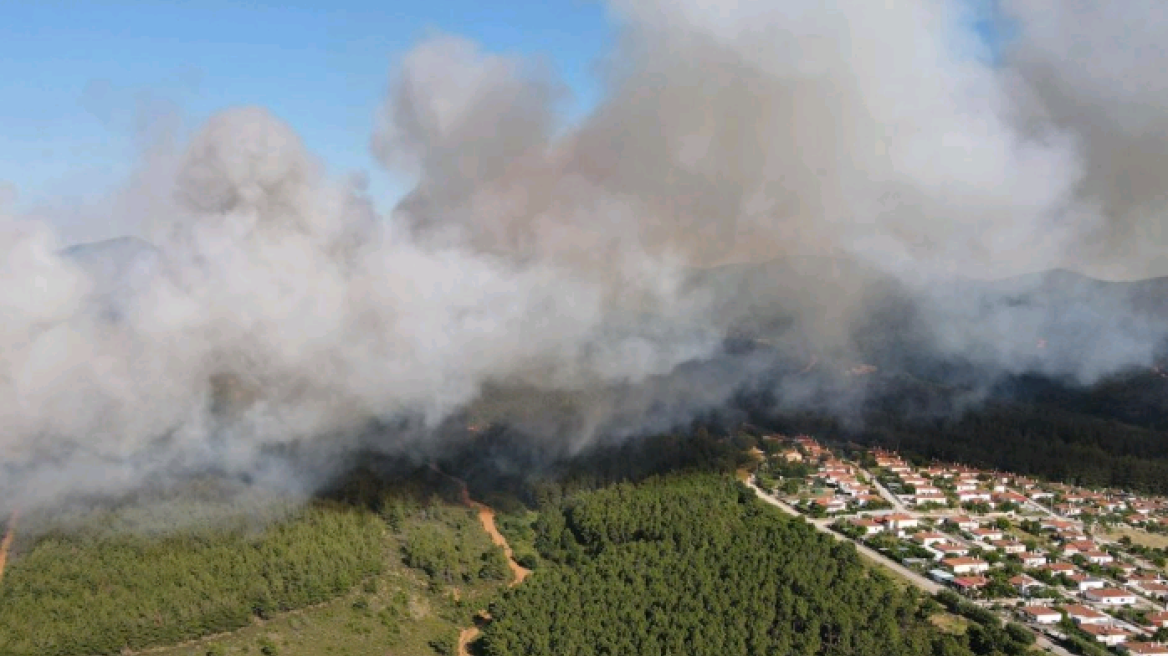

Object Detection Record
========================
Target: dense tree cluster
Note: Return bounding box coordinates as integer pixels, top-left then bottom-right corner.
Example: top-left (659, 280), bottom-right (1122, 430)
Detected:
top-left (400, 506), bottom-right (511, 583)
top-left (480, 474), bottom-right (1012, 656)
top-left (0, 504), bottom-right (383, 656)
top-left (864, 404), bottom-right (1168, 495)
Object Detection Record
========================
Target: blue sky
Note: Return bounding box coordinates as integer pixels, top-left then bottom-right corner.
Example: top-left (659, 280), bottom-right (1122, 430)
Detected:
top-left (1, 0), bottom-right (611, 240)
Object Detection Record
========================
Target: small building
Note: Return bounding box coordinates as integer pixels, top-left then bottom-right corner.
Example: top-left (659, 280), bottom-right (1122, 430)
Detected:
top-left (991, 540), bottom-right (1026, 554)
top-left (1019, 605), bottom-right (1061, 625)
top-left (1010, 574), bottom-right (1043, 595)
top-left (970, 528), bottom-right (1004, 542)
top-left (1124, 643), bottom-right (1168, 656)
top-left (945, 516), bottom-right (980, 531)
top-left (912, 532), bottom-right (950, 548)
top-left (1044, 562), bottom-right (1078, 575)
top-left (930, 569), bottom-right (955, 585)
top-left (1140, 583), bottom-right (1168, 600)
top-left (952, 576), bottom-right (989, 593)
top-left (1064, 604), bottom-right (1110, 625)
top-left (849, 518), bottom-right (884, 536)
top-left (1066, 574), bottom-right (1106, 592)
top-left (1016, 552), bottom-right (1048, 568)
top-left (1148, 611), bottom-right (1168, 629)
top-left (1081, 624), bottom-right (1130, 647)
top-left (1084, 588), bottom-right (1138, 606)
top-left (942, 557), bottom-right (990, 575)
top-left (882, 513), bottom-right (919, 533)
top-left (1084, 551), bottom-right (1115, 566)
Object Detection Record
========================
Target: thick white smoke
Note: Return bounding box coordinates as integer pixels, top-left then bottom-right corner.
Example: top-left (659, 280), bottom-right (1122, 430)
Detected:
top-left (4, 0), bottom-right (1168, 510)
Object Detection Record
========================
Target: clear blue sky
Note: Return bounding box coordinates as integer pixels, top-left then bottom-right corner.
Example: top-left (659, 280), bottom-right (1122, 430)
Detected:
top-left (1, 0), bottom-right (611, 239)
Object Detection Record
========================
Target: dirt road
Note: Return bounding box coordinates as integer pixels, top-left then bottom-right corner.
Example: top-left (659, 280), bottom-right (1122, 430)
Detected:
top-left (428, 465), bottom-right (530, 656)
top-left (469, 500), bottom-right (530, 586)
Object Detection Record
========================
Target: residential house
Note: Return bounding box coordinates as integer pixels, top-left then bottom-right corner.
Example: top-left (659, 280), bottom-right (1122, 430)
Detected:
top-left (848, 518), bottom-right (884, 536)
top-left (1019, 606), bottom-right (1061, 624)
top-left (1065, 605), bottom-right (1110, 625)
top-left (1016, 552), bottom-right (1048, 568)
top-left (1147, 612), bottom-right (1168, 629)
top-left (1044, 562), bottom-right (1078, 575)
top-left (929, 543), bottom-right (970, 560)
top-left (946, 516), bottom-right (980, 532)
top-left (1066, 574), bottom-right (1106, 592)
top-left (952, 576), bottom-right (989, 593)
top-left (912, 532), bottom-right (950, 548)
top-left (1081, 624), bottom-right (1130, 647)
top-left (1140, 583), bottom-right (1168, 601)
top-left (1084, 551), bottom-right (1115, 566)
top-left (1084, 588), bottom-right (1138, 606)
top-left (1010, 574), bottom-right (1044, 596)
top-left (1123, 643), bottom-right (1168, 656)
top-left (991, 540), bottom-right (1026, 554)
top-left (943, 557), bottom-right (990, 575)
top-left (882, 514), bottom-right (919, 534)
top-left (970, 528), bottom-right (1005, 542)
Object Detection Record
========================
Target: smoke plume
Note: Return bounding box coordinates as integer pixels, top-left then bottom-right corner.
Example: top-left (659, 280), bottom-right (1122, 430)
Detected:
top-left (5, 0), bottom-right (1168, 511)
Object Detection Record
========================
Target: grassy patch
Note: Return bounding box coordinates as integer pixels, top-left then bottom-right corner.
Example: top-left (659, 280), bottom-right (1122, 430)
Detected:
top-left (930, 612), bottom-right (970, 635)
top-left (1105, 526), bottom-right (1168, 549)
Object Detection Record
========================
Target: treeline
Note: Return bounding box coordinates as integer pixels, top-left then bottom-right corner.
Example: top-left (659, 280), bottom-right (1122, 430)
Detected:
top-left (479, 474), bottom-right (1012, 656)
top-left (749, 380), bottom-right (1168, 495)
top-left (863, 403), bottom-right (1168, 494)
top-left (0, 503), bottom-right (383, 656)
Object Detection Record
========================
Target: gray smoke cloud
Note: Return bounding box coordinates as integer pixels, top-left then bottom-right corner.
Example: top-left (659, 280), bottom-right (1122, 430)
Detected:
top-left (4, 0), bottom-right (1168, 511)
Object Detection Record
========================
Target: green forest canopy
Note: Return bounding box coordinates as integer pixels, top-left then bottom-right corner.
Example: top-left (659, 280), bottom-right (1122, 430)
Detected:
top-left (480, 473), bottom-right (1031, 656)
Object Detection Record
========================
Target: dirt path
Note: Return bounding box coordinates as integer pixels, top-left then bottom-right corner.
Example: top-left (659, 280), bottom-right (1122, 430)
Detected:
top-left (0, 510), bottom-right (17, 584)
top-left (469, 500), bottom-right (530, 587)
top-left (429, 464), bottom-right (530, 656)
top-left (457, 624), bottom-right (482, 656)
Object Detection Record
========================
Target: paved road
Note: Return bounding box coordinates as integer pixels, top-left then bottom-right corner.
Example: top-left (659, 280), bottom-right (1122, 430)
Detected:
top-left (859, 468), bottom-right (912, 514)
top-left (746, 477), bottom-right (1078, 656)
top-left (745, 477), bottom-right (941, 593)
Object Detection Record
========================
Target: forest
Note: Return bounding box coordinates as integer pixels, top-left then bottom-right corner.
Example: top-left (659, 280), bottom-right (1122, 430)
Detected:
top-left (743, 370), bottom-right (1168, 496)
top-left (0, 503), bottom-right (384, 656)
top-left (478, 473), bottom-right (1031, 656)
top-left (0, 461), bottom-right (519, 656)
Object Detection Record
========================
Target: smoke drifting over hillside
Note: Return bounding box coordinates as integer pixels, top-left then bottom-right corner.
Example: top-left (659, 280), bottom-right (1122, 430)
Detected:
top-left (5, 0), bottom-right (1168, 510)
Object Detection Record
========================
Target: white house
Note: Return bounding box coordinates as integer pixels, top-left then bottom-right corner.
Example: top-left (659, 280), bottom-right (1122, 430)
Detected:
top-left (943, 557), bottom-right (990, 575)
top-left (1010, 575), bottom-right (1044, 596)
top-left (1019, 606), bottom-right (1061, 624)
top-left (912, 532), bottom-right (950, 548)
top-left (970, 528), bottom-right (1004, 542)
top-left (1082, 624), bottom-right (1130, 647)
top-left (1065, 605), bottom-right (1110, 625)
top-left (1085, 588), bottom-right (1138, 606)
top-left (882, 514), bottom-right (919, 533)
top-left (1067, 575), bottom-right (1107, 592)
top-left (1017, 552), bottom-right (1048, 568)
top-left (1150, 612), bottom-right (1168, 629)
top-left (992, 540), bottom-right (1026, 554)
top-left (1084, 551), bottom-right (1115, 566)
top-left (1123, 643), bottom-right (1168, 656)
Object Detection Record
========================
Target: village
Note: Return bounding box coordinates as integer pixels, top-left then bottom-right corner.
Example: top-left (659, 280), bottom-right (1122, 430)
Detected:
top-left (750, 435), bottom-right (1168, 656)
